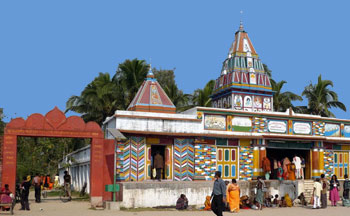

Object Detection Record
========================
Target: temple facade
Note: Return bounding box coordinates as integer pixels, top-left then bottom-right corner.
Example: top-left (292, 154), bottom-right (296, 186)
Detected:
top-left (103, 23), bottom-right (350, 182)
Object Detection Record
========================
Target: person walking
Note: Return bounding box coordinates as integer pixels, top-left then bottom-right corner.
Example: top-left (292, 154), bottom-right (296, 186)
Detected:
top-left (313, 178), bottom-right (322, 209)
top-left (211, 171), bottom-right (226, 216)
top-left (153, 151), bottom-right (164, 182)
top-left (226, 179), bottom-right (240, 213)
top-left (343, 174), bottom-right (350, 206)
top-left (329, 174), bottom-right (340, 206)
top-left (320, 174), bottom-right (329, 208)
top-left (20, 176), bottom-right (31, 211)
top-left (256, 176), bottom-right (266, 210)
top-left (63, 171), bottom-right (72, 201)
top-left (32, 173), bottom-right (42, 203)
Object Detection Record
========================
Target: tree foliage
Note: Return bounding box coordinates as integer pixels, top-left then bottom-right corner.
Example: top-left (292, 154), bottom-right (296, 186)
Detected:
top-left (0, 108), bottom-right (5, 135)
top-left (300, 75), bottom-right (346, 117)
top-left (16, 137), bottom-right (89, 181)
top-left (271, 80), bottom-right (303, 112)
top-left (192, 80), bottom-right (215, 107)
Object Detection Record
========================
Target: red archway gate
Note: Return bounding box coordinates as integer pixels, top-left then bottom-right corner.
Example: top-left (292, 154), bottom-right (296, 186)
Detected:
top-left (1, 107), bottom-right (105, 206)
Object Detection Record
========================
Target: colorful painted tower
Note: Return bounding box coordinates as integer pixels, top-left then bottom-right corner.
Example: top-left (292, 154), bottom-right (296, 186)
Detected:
top-left (127, 66), bottom-right (176, 113)
top-left (211, 22), bottom-right (273, 112)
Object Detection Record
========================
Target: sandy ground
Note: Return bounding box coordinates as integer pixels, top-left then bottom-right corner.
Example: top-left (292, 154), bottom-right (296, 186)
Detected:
top-left (9, 197), bottom-right (350, 216)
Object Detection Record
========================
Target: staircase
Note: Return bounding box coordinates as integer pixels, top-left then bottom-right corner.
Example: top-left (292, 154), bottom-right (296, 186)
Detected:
top-left (303, 180), bottom-right (314, 202)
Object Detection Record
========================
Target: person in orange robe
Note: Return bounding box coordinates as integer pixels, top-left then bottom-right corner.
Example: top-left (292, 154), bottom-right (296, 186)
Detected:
top-left (204, 196), bottom-right (211, 210)
top-left (226, 179), bottom-right (240, 213)
top-left (287, 164), bottom-right (296, 180)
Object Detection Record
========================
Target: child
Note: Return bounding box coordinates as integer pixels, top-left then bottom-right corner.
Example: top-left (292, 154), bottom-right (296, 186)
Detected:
top-left (272, 194), bottom-right (279, 207)
top-left (204, 196), bottom-right (211, 210)
top-left (176, 194), bottom-right (188, 210)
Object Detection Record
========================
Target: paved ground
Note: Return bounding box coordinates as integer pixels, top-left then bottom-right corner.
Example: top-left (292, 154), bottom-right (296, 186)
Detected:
top-left (10, 198), bottom-right (350, 216)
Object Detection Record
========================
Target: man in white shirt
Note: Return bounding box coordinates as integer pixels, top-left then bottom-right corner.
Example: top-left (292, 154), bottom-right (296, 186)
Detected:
top-left (293, 155), bottom-right (302, 179)
top-left (313, 178), bottom-right (322, 209)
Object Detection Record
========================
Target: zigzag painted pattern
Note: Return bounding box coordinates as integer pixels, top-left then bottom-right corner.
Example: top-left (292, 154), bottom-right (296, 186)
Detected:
top-left (122, 140), bottom-right (131, 181)
top-left (174, 139), bottom-right (194, 181)
top-left (137, 138), bottom-right (145, 181)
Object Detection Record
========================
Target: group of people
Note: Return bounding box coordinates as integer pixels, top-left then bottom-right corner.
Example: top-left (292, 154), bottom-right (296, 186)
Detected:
top-left (262, 155), bottom-right (305, 181)
top-left (312, 174), bottom-right (350, 209)
top-left (16, 171), bottom-right (72, 211)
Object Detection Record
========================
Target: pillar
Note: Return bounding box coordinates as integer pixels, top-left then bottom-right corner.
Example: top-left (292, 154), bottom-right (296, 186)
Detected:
top-left (1, 134), bottom-right (17, 193)
top-left (312, 148), bottom-right (319, 178)
top-left (319, 149), bottom-right (324, 175)
top-left (90, 138), bottom-right (105, 207)
top-left (253, 146), bottom-right (260, 177)
top-left (259, 146), bottom-right (266, 176)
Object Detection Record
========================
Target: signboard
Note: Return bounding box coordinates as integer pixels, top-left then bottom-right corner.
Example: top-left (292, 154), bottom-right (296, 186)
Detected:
top-left (232, 117), bottom-right (252, 132)
top-left (325, 123), bottom-right (340, 137)
top-left (268, 120), bottom-right (287, 133)
top-left (293, 122), bottom-right (312, 135)
top-left (204, 115), bottom-right (226, 130)
top-left (344, 125), bottom-right (350, 138)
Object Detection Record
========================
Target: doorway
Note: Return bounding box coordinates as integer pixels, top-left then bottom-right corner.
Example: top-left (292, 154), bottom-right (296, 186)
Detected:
top-left (151, 145), bottom-right (166, 180)
top-left (266, 148), bottom-right (311, 179)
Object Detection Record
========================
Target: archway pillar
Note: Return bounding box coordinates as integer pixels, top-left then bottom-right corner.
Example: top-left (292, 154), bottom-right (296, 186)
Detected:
top-left (1, 134), bottom-right (17, 193)
top-left (90, 137), bottom-right (105, 207)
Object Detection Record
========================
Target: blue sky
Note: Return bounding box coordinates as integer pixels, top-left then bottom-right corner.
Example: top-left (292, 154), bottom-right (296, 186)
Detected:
top-left (0, 0), bottom-right (349, 121)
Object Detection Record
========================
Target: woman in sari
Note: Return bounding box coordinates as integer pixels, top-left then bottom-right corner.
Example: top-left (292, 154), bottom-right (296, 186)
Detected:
top-left (282, 157), bottom-right (291, 180)
top-left (256, 176), bottom-right (265, 210)
top-left (277, 161), bottom-right (284, 181)
top-left (226, 179), bottom-right (240, 213)
top-left (329, 174), bottom-right (340, 206)
top-left (0, 184), bottom-right (12, 211)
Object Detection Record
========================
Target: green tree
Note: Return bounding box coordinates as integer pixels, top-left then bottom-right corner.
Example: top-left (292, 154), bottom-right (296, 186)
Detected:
top-left (114, 59), bottom-right (150, 109)
top-left (271, 80), bottom-right (303, 112)
top-left (192, 80), bottom-right (215, 107)
top-left (301, 75), bottom-right (346, 117)
top-left (66, 72), bottom-right (121, 125)
top-left (0, 108), bottom-right (5, 135)
top-left (263, 63), bottom-right (272, 78)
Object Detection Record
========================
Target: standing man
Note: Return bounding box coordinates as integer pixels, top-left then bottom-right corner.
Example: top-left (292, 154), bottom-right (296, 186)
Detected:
top-left (20, 176), bottom-right (31, 210)
top-left (154, 151), bottom-right (164, 182)
top-left (320, 174), bottom-right (329, 208)
top-left (313, 178), bottom-right (322, 209)
top-left (63, 171), bottom-right (72, 201)
top-left (32, 173), bottom-right (42, 203)
top-left (211, 171), bottom-right (226, 216)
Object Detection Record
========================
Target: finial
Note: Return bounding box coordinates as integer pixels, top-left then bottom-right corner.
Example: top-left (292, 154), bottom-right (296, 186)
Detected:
top-left (239, 10), bottom-right (244, 32)
top-left (147, 61), bottom-right (154, 79)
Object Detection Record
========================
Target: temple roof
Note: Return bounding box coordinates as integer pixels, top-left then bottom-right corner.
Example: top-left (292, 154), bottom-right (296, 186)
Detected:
top-left (127, 67), bottom-right (176, 113)
top-left (212, 22), bottom-right (272, 98)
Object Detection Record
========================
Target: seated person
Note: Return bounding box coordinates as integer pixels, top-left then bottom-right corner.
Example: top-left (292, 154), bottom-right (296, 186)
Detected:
top-left (0, 184), bottom-right (12, 211)
top-left (265, 195), bottom-right (273, 207)
top-left (204, 196), bottom-right (211, 210)
top-left (284, 193), bottom-right (292, 207)
top-left (280, 197), bottom-right (286, 207)
top-left (297, 193), bottom-right (307, 206)
top-left (240, 195), bottom-right (250, 209)
top-left (272, 194), bottom-right (279, 207)
top-left (176, 194), bottom-right (188, 210)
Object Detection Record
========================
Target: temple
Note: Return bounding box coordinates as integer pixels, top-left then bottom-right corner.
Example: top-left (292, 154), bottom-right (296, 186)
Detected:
top-left (104, 22), bottom-right (350, 184)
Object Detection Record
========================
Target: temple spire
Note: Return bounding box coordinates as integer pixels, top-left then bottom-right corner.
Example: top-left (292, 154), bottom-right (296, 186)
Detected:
top-left (239, 20), bottom-right (244, 32)
top-left (146, 64), bottom-right (154, 79)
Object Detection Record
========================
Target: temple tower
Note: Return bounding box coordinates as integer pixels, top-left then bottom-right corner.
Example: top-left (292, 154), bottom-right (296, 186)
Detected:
top-left (211, 22), bottom-right (273, 112)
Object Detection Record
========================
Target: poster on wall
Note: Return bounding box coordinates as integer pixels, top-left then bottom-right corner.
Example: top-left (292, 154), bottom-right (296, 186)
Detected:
top-left (293, 122), bottom-right (312, 135)
top-left (263, 97), bottom-right (271, 111)
top-left (250, 73), bottom-right (256, 84)
top-left (233, 95), bottom-right (243, 110)
top-left (232, 117), bottom-right (252, 132)
top-left (268, 120), bottom-right (287, 133)
top-left (344, 125), bottom-right (350, 138)
top-left (325, 123), bottom-right (341, 137)
top-left (254, 96), bottom-right (262, 110)
top-left (204, 115), bottom-right (226, 130)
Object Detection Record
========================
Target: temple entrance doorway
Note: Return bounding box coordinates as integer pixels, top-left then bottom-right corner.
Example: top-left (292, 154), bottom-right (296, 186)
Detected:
top-left (266, 147), bottom-right (311, 179)
top-left (150, 145), bottom-right (165, 180)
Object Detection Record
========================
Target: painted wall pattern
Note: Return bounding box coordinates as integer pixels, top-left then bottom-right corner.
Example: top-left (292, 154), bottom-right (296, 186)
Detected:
top-left (313, 121), bottom-right (325, 136)
top-left (323, 150), bottom-right (334, 178)
top-left (116, 140), bottom-right (131, 181)
top-left (174, 139), bottom-right (195, 181)
top-left (239, 146), bottom-right (253, 180)
top-left (194, 144), bottom-right (216, 180)
top-left (253, 117), bottom-right (267, 133)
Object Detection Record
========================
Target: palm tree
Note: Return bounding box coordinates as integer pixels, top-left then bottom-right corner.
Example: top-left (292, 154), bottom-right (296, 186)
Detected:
top-left (114, 59), bottom-right (149, 108)
top-left (66, 72), bottom-right (121, 125)
top-left (163, 83), bottom-right (191, 112)
top-left (192, 80), bottom-right (215, 107)
top-left (271, 79), bottom-right (303, 112)
top-left (301, 75), bottom-right (346, 117)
